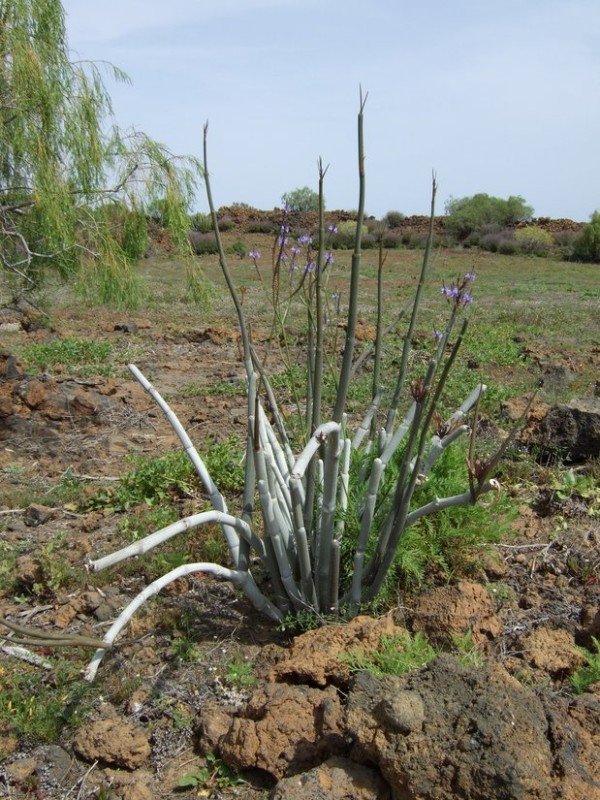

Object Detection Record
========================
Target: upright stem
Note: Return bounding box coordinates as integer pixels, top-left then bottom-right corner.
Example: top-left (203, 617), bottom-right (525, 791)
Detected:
top-left (333, 90), bottom-right (367, 423)
top-left (304, 164), bottom-right (327, 537)
top-left (385, 176), bottom-right (437, 434)
top-left (203, 124), bottom-right (252, 378)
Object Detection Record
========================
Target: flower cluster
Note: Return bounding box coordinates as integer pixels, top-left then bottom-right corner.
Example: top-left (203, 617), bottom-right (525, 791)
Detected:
top-left (440, 271), bottom-right (475, 307)
top-left (247, 216), bottom-right (340, 281)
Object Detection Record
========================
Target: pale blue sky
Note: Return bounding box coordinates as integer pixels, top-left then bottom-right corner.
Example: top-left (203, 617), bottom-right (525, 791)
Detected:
top-left (63, 0), bottom-right (599, 220)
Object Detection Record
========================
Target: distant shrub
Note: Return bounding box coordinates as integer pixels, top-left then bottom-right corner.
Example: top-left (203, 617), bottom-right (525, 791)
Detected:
top-left (384, 210), bottom-right (405, 229)
top-left (339, 220), bottom-right (366, 237)
top-left (217, 216), bottom-right (234, 232)
top-left (189, 212), bottom-right (213, 233)
top-left (514, 226), bottom-right (553, 256)
top-left (361, 233), bottom-right (377, 249)
top-left (409, 231), bottom-right (442, 249)
top-left (553, 230), bottom-right (578, 260)
top-left (281, 186), bottom-right (321, 212)
top-left (365, 218), bottom-right (387, 236)
top-left (381, 232), bottom-right (404, 249)
top-left (190, 213), bottom-right (233, 233)
top-left (189, 231), bottom-right (219, 255)
top-left (445, 193), bottom-right (533, 240)
top-left (330, 220), bottom-right (368, 249)
top-left (571, 211), bottom-right (600, 263)
top-left (247, 220), bottom-right (278, 234)
top-left (227, 239), bottom-right (247, 259)
top-left (479, 228), bottom-right (517, 255)
top-left (230, 202), bottom-right (252, 209)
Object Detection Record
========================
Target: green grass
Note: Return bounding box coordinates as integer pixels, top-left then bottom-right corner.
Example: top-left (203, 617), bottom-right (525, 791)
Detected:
top-left (0, 659), bottom-right (93, 751)
top-left (17, 337), bottom-right (113, 377)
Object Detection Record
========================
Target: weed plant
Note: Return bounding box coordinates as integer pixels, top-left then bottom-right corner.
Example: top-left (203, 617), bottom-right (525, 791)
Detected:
top-left (18, 337), bottom-right (113, 377)
top-left (571, 638), bottom-right (600, 694)
top-left (343, 631), bottom-right (436, 676)
top-left (0, 660), bottom-right (92, 750)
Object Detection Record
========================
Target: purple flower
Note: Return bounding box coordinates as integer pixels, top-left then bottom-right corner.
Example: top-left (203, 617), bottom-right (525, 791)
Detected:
top-left (277, 236), bottom-right (289, 246)
top-left (434, 328), bottom-right (443, 341)
top-left (461, 292), bottom-right (473, 304)
top-left (441, 285), bottom-right (459, 299)
top-left (332, 291), bottom-right (341, 313)
top-left (290, 246), bottom-right (301, 256)
top-left (298, 235), bottom-right (313, 246)
top-left (465, 271), bottom-right (476, 281)
top-left (280, 253), bottom-right (289, 261)
top-left (280, 224), bottom-right (291, 234)
top-left (248, 249), bottom-right (260, 260)
top-left (328, 224), bottom-right (338, 234)
top-left (325, 251), bottom-right (334, 265)
top-left (305, 261), bottom-right (316, 273)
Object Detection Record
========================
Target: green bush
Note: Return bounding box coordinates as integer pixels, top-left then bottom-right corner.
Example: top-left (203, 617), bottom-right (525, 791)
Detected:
top-left (189, 212), bottom-right (213, 233)
top-left (383, 210), bottom-right (405, 229)
top-left (330, 220), bottom-right (368, 249)
top-left (445, 193), bottom-right (533, 240)
top-left (514, 226), bottom-right (553, 256)
top-left (217, 216), bottom-right (234, 231)
top-left (361, 233), bottom-right (377, 249)
top-left (571, 211), bottom-right (600, 263)
top-left (381, 232), bottom-right (403, 249)
top-left (247, 220), bottom-right (278, 234)
top-left (281, 186), bottom-right (321, 212)
top-left (553, 230), bottom-right (578, 260)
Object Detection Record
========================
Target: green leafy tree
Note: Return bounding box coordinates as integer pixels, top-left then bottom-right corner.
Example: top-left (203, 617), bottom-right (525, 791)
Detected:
top-left (571, 211), bottom-right (600, 263)
top-left (0, 0), bottom-right (202, 304)
top-left (281, 185), bottom-right (321, 212)
top-left (444, 193), bottom-right (533, 240)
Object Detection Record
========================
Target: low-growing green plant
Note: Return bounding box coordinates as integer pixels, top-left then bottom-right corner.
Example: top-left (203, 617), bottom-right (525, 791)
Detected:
top-left (179, 380), bottom-right (243, 398)
top-left (171, 636), bottom-right (201, 662)
top-left (343, 631), bottom-right (436, 676)
top-left (18, 337), bottom-right (113, 377)
top-left (178, 754), bottom-right (243, 791)
top-left (0, 660), bottom-right (92, 747)
top-left (391, 445), bottom-right (516, 587)
top-left (228, 239), bottom-right (248, 259)
top-left (451, 630), bottom-right (485, 668)
top-left (226, 657), bottom-right (257, 687)
top-left (86, 450), bottom-right (199, 512)
top-left (571, 638), bottom-right (600, 694)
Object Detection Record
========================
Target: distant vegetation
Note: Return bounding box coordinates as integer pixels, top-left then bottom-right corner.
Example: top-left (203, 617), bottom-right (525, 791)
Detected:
top-left (444, 194), bottom-right (534, 240)
top-left (281, 186), bottom-right (321, 212)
